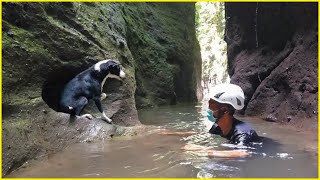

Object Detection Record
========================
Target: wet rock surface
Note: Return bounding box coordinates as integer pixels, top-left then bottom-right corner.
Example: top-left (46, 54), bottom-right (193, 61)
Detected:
top-left (2, 103), bottom-right (157, 176)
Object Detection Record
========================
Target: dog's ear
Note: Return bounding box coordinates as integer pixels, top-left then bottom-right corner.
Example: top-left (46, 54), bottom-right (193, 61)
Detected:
top-left (110, 63), bottom-right (120, 68)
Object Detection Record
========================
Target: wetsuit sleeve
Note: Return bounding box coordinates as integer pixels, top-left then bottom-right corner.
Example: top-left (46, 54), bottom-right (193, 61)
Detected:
top-left (233, 133), bottom-right (250, 146)
top-left (233, 130), bottom-right (259, 146)
top-left (209, 123), bottom-right (222, 135)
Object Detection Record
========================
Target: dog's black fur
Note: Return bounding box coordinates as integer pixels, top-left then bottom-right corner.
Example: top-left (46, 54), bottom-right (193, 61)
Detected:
top-left (58, 60), bottom-right (125, 123)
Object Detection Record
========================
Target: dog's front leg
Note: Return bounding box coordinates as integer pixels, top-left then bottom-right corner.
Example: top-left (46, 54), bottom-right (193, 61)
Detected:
top-left (93, 97), bottom-right (112, 124)
top-left (100, 93), bottom-right (107, 100)
top-left (80, 114), bottom-right (94, 120)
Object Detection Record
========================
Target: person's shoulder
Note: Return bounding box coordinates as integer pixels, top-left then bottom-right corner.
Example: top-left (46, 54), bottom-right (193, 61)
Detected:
top-left (233, 118), bottom-right (255, 133)
top-left (232, 118), bottom-right (259, 144)
top-left (233, 118), bottom-right (248, 127)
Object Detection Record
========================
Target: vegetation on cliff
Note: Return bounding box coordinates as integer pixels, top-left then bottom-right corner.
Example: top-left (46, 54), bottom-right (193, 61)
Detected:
top-left (195, 2), bottom-right (229, 97)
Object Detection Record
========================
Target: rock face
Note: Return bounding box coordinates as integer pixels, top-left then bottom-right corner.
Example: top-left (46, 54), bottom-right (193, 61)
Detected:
top-left (123, 3), bottom-right (202, 108)
top-left (225, 3), bottom-right (318, 127)
top-left (2, 3), bottom-right (201, 176)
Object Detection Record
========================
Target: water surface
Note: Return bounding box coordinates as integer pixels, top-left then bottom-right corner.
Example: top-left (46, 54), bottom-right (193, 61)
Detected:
top-left (8, 103), bottom-right (318, 178)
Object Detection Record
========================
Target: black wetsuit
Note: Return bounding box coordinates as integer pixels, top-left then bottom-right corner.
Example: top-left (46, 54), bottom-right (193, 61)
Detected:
top-left (209, 118), bottom-right (259, 145)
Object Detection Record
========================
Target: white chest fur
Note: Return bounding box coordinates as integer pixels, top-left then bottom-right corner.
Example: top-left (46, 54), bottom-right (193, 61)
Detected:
top-left (101, 75), bottom-right (108, 92)
top-left (101, 73), bottom-right (123, 92)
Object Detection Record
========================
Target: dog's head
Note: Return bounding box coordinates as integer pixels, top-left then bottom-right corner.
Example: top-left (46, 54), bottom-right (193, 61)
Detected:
top-left (94, 59), bottom-right (126, 80)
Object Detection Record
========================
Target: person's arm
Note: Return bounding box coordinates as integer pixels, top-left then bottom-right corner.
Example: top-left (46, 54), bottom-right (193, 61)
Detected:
top-left (157, 130), bottom-right (197, 135)
top-left (233, 130), bottom-right (259, 146)
top-left (208, 123), bottom-right (222, 135)
top-left (182, 144), bottom-right (249, 158)
top-left (200, 149), bottom-right (249, 158)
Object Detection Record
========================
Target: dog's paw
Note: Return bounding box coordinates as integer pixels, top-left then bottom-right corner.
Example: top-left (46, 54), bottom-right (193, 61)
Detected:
top-left (106, 120), bottom-right (113, 124)
top-left (100, 93), bottom-right (107, 100)
top-left (101, 112), bottom-right (112, 124)
top-left (101, 116), bottom-right (113, 124)
top-left (81, 114), bottom-right (94, 120)
top-left (104, 118), bottom-right (113, 124)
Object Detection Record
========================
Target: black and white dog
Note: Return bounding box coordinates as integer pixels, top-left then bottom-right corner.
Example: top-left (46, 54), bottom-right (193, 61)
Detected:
top-left (59, 59), bottom-right (125, 123)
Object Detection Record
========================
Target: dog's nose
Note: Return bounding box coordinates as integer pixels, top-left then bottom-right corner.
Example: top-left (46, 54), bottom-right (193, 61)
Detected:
top-left (120, 70), bottom-right (126, 79)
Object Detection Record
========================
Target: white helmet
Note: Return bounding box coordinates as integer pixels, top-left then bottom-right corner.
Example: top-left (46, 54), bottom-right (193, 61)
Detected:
top-left (209, 83), bottom-right (245, 110)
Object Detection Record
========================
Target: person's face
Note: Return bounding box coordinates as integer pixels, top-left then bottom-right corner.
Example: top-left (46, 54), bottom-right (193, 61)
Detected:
top-left (208, 99), bottom-right (220, 117)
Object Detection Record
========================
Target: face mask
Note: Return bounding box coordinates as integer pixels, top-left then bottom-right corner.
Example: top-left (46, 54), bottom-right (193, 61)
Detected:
top-left (207, 109), bottom-right (216, 122)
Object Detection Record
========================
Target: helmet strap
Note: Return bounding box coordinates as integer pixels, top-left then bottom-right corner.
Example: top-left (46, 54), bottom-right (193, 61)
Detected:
top-left (215, 108), bottom-right (225, 123)
top-left (216, 112), bottom-right (234, 136)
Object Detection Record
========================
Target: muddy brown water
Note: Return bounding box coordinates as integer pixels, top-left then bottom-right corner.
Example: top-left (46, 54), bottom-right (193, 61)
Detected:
top-left (8, 103), bottom-right (318, 178)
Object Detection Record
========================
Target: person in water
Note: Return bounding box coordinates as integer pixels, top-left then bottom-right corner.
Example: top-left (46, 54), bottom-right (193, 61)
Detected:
top-left (159, 83), bottom-right (259, 158)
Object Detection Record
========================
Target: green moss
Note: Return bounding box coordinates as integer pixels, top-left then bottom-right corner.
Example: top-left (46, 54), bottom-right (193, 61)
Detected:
top-left (122, 3), bottom-right (199, 107)
top-left (2, 21), bottom-right (54, 90)
top-left (3, 22), bottom-right (52, 58)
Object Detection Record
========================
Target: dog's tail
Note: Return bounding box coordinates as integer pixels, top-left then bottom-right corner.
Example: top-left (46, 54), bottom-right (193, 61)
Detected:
top-left (58, 104), bottom-right (76, 115)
